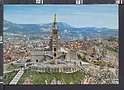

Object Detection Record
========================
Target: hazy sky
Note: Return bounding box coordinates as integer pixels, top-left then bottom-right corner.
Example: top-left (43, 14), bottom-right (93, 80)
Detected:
top-left (4, 5), bottom-right (118, 29)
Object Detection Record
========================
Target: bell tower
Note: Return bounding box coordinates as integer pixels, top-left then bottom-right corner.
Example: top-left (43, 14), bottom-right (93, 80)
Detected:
top-left (52, 14), bottom-right (59, 64)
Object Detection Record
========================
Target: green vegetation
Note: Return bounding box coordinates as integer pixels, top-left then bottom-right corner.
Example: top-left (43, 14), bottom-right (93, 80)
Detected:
top-left (108, 37), bottom-right (118, 42)
top-left (26, 63), bottom-right (32, 67)
top-left (106, 37), bottom-right (118, 52)
top-left (77, 53), bottom-right (118, 68)
top-left (6, 64), bottom-right (20, 71)
top-left (3, 70), bottom-right (18, 84)
top-left (18, 70), bottom-right (84, 84)
top-left (77, 53), bottom-right (88, 62)
top-left (106, 46), bottom-right (118, 52)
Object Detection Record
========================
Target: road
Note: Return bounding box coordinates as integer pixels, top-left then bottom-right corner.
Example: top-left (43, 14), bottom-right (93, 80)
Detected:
top-left (9, 69), bottom-right (24, 85)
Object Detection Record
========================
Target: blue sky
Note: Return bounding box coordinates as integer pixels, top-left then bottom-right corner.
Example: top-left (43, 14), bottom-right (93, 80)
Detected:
top-left (4, 5), bottom-right (118, 29)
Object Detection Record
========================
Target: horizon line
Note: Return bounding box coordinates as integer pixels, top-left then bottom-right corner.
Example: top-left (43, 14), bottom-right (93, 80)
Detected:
top-left (4, 20), bottom-right (118, 30)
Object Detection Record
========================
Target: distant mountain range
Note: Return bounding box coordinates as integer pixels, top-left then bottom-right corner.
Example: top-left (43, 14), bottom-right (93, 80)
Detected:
top-left (4, 20), bottom-right (118, 38)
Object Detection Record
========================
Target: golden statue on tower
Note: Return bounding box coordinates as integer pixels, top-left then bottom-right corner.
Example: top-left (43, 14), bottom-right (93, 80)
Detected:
top-left (54, 13), bottom-right (56, 21)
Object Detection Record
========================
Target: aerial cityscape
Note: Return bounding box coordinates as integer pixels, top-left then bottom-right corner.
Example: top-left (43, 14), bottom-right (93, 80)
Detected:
top-left (3, 5), bottom-right (118, 85)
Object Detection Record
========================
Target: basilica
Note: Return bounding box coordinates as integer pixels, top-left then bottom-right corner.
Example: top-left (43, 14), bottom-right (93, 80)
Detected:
top-left (12, 14), bottom-right (82, 73)
top-left (29, 14), bottom-right (81, 73)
